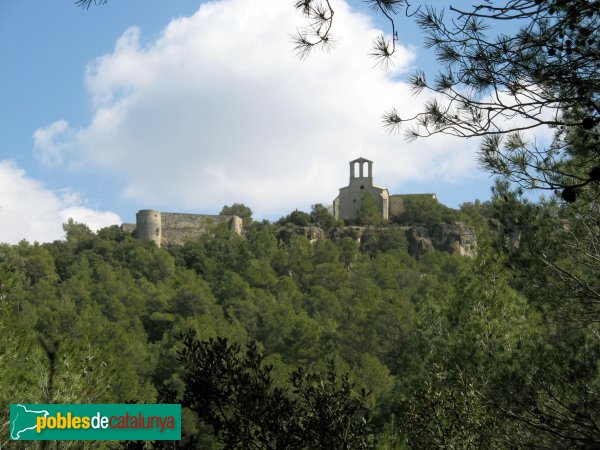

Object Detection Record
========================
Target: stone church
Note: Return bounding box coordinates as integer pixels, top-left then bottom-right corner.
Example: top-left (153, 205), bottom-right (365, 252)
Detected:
top-left (333, 157), bottom-right (437, 222)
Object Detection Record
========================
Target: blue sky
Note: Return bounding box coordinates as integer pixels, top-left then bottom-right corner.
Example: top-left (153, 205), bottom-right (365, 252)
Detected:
top-left (0, 0), bottom-right (497, 243)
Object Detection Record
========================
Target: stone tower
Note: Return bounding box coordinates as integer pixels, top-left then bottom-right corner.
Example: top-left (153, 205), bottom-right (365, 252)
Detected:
top-left (333, 157), bottom-right (389, 222)
top-left (136, 210), bottom-right (162, 247)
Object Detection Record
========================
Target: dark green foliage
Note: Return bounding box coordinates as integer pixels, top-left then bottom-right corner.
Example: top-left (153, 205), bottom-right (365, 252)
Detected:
top-left (400, 366), bottom-right (498, 449)
top-left (360, 225), bottom-right (408, 257)
top-left (220, 203), bottom-right (253, 228)
top-left (310, 203), bottom-right (337, 232)
top-left (177, 331), bottom-right (373, 449)
top-left (336, 237), bottom-right (360, 267)
top-left (392, 196), bottom-right (462, 226)
top-left (3, 203), bottom-right (598, 448)
top-left (357, 193), bottom-right (382, 226)
top-left (459, 199), bottom-right (494, 233)
top-left (247, 224), bottom-right (279, 259)
top-left (278, 209), bottom-right (312, 227)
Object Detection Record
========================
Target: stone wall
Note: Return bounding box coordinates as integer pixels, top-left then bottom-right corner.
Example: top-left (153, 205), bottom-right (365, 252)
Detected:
top-left (122, 210), bottom-right (242, 247)
top-left (120, 223), bottom-right (136, 234)
top-left (160, 212), bottom-right (241, 246)
top-left (335, 184), bottom-right (389, 222)
top-left (389, 194), bottom-right (438, 217)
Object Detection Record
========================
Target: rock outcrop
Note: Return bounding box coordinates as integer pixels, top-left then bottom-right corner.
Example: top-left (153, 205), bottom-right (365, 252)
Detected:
top-left (279, 222), bottom-right (478, 258)
top-left (397, 222), bottom-right (478, 258)
top-left (405, 227), bottom-right (435, 258)
top-left (279, 226), bottom-right (327, 243)
top-left (330, 222), bottom-right (478, 258)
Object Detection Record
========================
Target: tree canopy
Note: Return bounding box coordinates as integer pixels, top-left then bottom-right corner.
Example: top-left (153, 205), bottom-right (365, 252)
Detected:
top-left (2, 205), bottom-right (598, 447)
top-left (220, 203), bottom-right (253, 228)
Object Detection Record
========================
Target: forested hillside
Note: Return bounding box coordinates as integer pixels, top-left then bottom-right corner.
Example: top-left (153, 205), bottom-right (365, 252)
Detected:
top-left (1, 197), bottom-right (597, 449)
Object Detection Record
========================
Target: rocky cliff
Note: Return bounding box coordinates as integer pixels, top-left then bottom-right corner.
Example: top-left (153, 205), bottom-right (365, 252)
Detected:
top-left (284, 222), bottom-right (478, 258)
top-left (406, 222), bottom-right (477, 258)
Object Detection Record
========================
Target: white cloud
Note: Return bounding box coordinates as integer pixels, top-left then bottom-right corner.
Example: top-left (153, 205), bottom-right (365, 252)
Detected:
top-left (33, 120), bottom-right (75, 167)
top-left (34, 0), bottom-right (484, 217)
top-left (0, 161), bottom-right (121, 244)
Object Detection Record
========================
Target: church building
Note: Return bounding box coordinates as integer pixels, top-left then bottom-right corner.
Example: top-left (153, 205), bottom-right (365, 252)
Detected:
top-left (333, 157), bottom-right (437, 222)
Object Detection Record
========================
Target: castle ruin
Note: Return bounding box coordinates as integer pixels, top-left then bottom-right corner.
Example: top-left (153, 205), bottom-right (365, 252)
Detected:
top-left (122, 210), bottom-right (242, 247)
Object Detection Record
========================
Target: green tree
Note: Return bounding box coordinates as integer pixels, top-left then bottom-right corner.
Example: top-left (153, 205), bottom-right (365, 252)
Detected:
top-left (246, 225), bottom-right (278, 259)
top-left (392, 196), bottom-right (460, 226)
top-left (176, 331), bottom-right (374, 449)
top-left (337, 237), bottom-right (359, 268)
top-left (279, 209), bottom-right (311, 227)
top-left (400, 365), bottom-right (499, 449)
top-left (310, 203), bottom-right (337, 232)
top-left (359, 225), bottom-right (408, 257)
top-left (220, 203), bottom-right (253, 229)
top-left (356, 193), bottom-right (382, 226)
top-left (63, 218), bottom-right (95, 251)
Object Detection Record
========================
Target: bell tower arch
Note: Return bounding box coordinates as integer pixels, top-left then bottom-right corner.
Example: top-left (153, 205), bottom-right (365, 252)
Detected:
top-left (333, 157), bottom-right (389, 221)
top-left (349, 157), bottom-right (373, 185)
